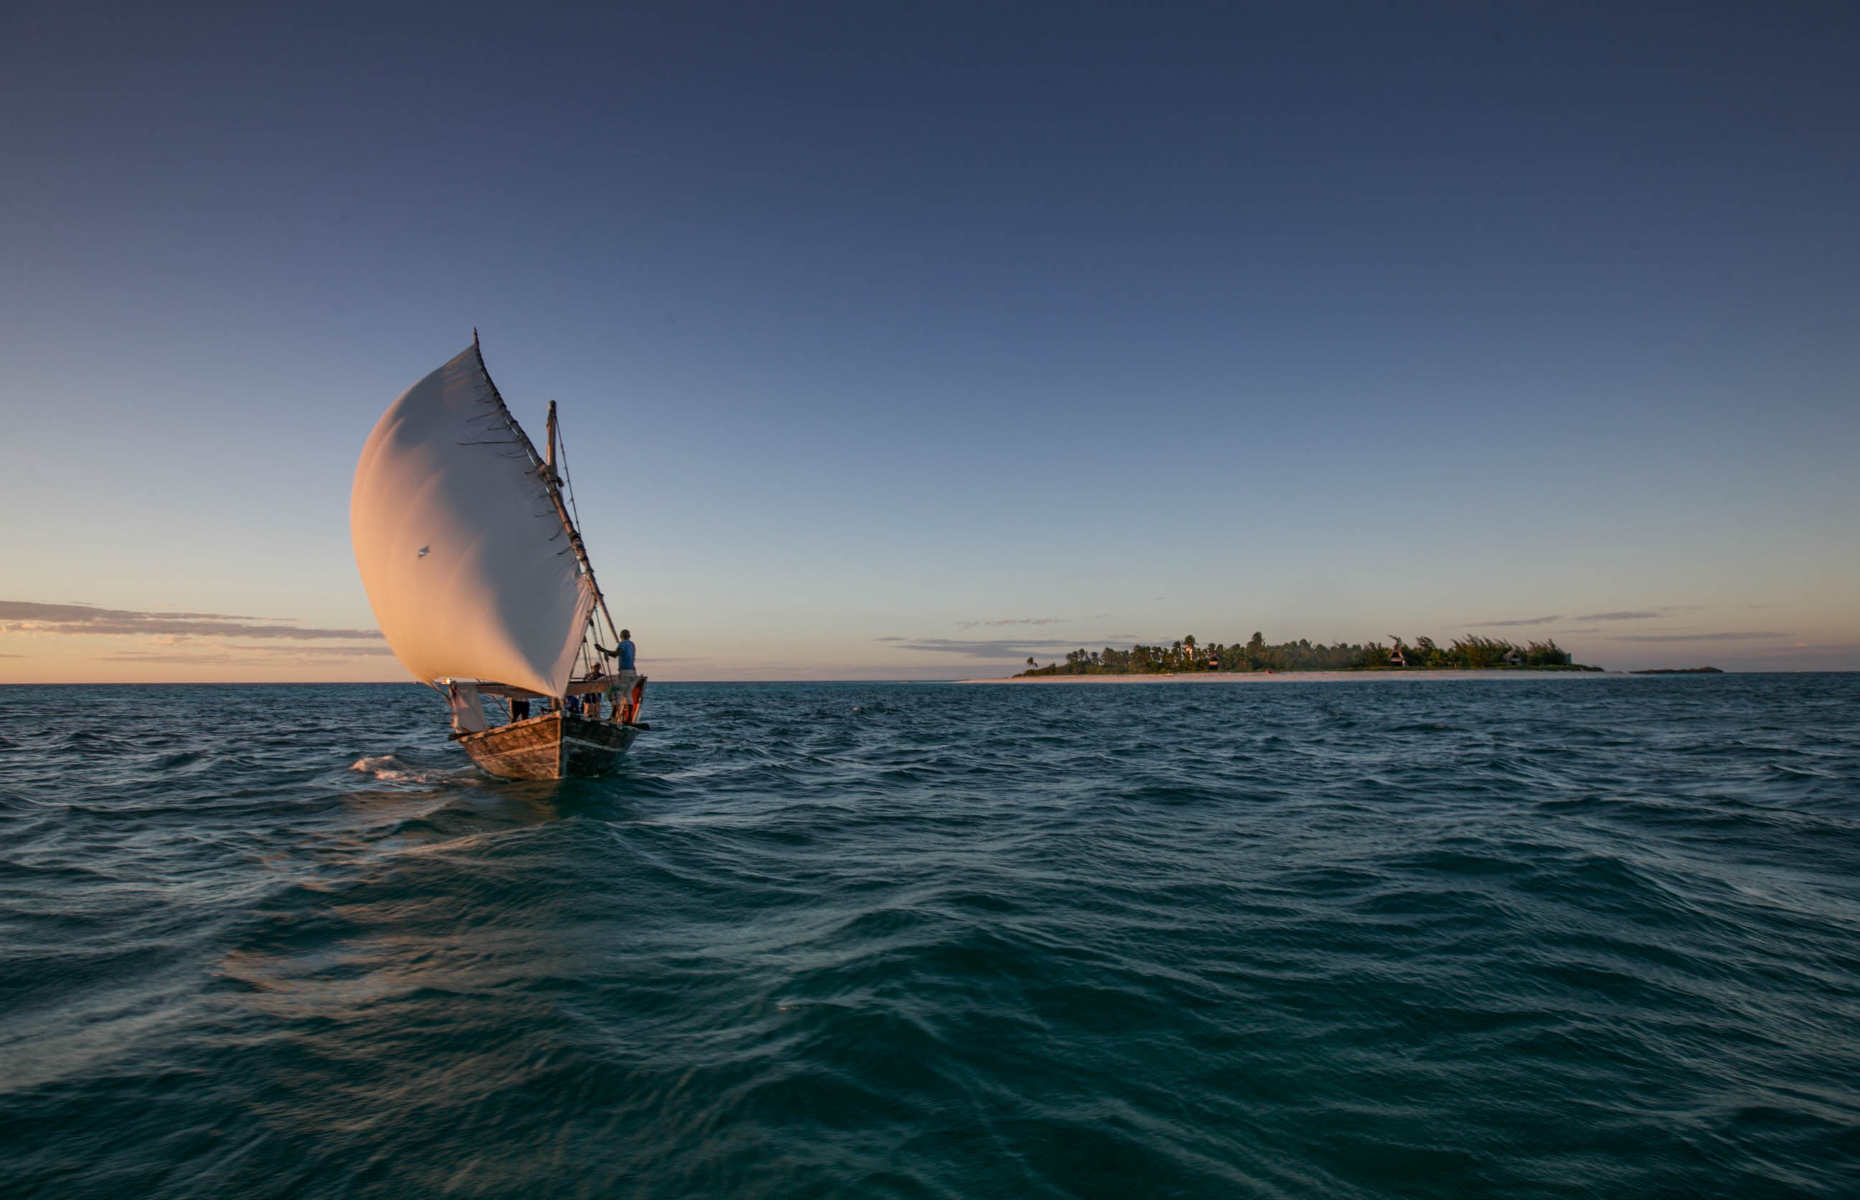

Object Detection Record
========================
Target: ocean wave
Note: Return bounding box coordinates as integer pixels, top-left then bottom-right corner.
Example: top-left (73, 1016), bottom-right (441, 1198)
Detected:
top-left (0, 676), bottom-right (1857, 1197)
top-left (346, 753), bottom-right (473, 786)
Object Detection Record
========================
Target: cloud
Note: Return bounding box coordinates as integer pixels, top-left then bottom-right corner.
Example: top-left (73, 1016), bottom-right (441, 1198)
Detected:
top-left (1473, 609), bottom-right (1675, 628)
top-left (1766, 641), bottom-right (1860, 656)
top-left (0, 600), bottom-right (381, 641)
top-left (100, 645), bottom-right (396, 664)
top-left (955, 616), bottom-right (1065, 629)
top-left (98, 653), bottom-right (237, 664)
top-left (1609, 631), bottom-right (1792, 642)
top-left (877, 636), bottom-right (1100, 659)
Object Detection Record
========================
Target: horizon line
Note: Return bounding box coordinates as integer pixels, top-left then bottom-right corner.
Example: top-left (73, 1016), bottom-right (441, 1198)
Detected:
top-left (7, 670), bottom-right (1856, 686)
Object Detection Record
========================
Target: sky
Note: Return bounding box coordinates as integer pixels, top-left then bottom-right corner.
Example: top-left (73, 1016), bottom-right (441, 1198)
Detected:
top-left (2, 1), bottom-right (1856, 681)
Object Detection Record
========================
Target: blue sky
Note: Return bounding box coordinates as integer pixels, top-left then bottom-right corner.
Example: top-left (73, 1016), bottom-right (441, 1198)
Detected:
top-left (2, 2), bottom-right (1856, 680)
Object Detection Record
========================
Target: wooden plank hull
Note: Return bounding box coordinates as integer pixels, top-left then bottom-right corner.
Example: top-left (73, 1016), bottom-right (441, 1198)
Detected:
top-left (457, 712), bottom-right (639, 780)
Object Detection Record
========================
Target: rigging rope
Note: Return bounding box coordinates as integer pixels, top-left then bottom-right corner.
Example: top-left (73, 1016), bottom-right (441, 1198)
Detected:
top-left (550, 406), bottom-right (619, 670)
top-left (554, 406), bottom-right (586, 536)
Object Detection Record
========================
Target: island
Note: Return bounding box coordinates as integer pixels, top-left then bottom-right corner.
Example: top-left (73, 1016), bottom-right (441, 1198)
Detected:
top-left (1013, 633), bottom-right (1602, 677)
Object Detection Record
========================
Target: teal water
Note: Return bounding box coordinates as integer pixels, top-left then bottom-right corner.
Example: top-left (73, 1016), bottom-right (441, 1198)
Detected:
top-left (1, 676), bottom-right (1856, 1197)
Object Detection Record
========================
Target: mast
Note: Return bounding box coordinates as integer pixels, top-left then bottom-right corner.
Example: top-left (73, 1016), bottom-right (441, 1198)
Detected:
top-left (470, 334), bottom-right (623, 675)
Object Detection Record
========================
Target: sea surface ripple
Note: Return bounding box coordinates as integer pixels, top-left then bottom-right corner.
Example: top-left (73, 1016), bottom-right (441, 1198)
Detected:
top-left (1, 676), bottom-right (1857, 1198)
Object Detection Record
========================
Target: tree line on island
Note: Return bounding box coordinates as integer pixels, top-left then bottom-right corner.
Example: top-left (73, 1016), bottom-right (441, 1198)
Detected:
top-left (1015, 633), bottom-right (1599, 676)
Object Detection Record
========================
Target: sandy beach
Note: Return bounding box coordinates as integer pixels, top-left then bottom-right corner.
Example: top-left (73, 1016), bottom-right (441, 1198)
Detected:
top-left (959, 670), bottom-right (1616, 684)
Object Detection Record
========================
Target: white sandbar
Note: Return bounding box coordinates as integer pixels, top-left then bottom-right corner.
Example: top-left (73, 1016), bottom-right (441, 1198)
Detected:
top-left (957, 670), bottom-right (1612, 684)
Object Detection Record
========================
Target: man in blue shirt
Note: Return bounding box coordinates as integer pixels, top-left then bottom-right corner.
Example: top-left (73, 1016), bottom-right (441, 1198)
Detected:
top-left (597, 631), bottom-right (636, 672)
top-left (598, 630), bottom-right (640, 722)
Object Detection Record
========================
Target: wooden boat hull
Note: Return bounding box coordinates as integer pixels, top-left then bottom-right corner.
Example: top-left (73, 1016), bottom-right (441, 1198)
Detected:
top-left (457, 712), bottom-right (639, 780)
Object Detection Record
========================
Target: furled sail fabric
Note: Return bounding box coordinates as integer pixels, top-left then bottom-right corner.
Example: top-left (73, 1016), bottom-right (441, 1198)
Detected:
top-left (351, 344), bottom-right (595, 697)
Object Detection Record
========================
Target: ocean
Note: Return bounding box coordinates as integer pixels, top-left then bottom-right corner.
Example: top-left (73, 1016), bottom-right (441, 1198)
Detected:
top-left (1, 676), bottom-right (1856, 1198)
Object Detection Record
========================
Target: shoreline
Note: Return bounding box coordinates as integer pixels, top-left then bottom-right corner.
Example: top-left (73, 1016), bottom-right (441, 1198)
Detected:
top-left (958, 669), bottom-right (1622, 684)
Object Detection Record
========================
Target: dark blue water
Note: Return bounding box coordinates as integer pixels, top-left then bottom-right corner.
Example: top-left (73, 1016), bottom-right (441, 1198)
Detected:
top-left (2, 676), bottom-right (1857, 1198)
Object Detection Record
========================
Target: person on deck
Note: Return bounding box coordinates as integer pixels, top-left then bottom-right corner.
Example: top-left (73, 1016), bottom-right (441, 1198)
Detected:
top-left (597, 630), bottom-right (639, 722)
top-left (577, 661), bottom-right (605, 719)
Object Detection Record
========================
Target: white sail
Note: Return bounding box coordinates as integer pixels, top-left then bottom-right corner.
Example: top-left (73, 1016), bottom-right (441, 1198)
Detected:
top-left (351, 343), bottom-right (596, 697)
